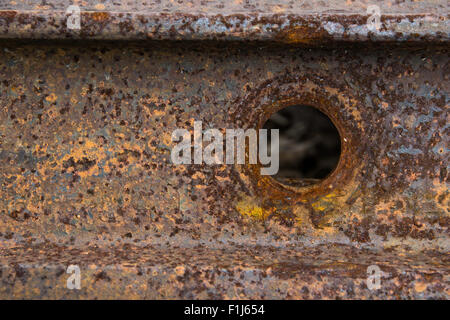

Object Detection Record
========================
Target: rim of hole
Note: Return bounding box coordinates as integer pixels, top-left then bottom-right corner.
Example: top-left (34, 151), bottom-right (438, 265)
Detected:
top-left (254, 99), bottom-right (347, 196)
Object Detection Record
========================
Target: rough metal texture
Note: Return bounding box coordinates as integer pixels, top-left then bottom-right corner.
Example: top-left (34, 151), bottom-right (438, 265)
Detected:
top-left (0, 1), bottom-right (449, 299)
top-left (0, 0), bottom-right (448, 42)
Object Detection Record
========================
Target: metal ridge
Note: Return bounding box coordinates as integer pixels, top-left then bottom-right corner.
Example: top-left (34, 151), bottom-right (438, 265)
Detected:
top-left (0, 0), bottom-right (448, 43)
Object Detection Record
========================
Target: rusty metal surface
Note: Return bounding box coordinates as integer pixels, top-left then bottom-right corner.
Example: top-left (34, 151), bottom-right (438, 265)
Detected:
top-left (0, 1), bottom-right (449, 299)
top-left (1, 243), bottom-right (448, 299)
top-left (0, 0), bottom-right (448, 42)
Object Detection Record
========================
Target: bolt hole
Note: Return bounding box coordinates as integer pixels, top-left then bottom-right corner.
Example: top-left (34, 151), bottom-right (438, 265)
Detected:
top-left (262, 105), bottom-right (341, 188)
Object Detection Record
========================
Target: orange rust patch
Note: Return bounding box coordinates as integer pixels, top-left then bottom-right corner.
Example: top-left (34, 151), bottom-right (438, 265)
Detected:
top-left (277, 25), bottom-right (329, 44)
top-left (90, 11), bottom-right (111, 22)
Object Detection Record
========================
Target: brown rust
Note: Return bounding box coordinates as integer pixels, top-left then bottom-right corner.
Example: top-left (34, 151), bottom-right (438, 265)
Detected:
top-left (0, 40), bottom-right (447, 298)
top-left (0, 0), bottom-right (448, 300)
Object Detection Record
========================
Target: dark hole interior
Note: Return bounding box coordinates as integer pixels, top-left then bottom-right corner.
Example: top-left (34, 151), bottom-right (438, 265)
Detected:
top-left (262, 105), bottom-right (341, 188)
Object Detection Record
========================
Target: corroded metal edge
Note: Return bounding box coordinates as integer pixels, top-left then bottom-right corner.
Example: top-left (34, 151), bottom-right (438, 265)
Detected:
top-left (1, 243), bottom-right (448, 299)
top-left (0, 11), bottom-right (448, 43)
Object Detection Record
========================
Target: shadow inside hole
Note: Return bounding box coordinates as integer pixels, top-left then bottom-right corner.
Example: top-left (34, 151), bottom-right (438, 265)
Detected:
top-left (263, 105), bottom-right (341, 188)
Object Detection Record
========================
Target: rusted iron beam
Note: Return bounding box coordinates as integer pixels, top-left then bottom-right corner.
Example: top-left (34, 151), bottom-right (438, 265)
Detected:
top-left (0, 1), bottom-right (448, 299)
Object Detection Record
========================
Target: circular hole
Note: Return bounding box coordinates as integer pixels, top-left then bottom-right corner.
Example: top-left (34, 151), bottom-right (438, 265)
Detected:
top-left (262, 105), bottom-right (341, 188)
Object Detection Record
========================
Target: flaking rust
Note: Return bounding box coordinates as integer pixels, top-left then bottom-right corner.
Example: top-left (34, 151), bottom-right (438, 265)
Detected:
top-left (0, 0), bottom-right (448, 299)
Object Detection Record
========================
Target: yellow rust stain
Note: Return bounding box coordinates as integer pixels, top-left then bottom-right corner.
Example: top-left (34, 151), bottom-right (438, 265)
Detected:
top-left (236, 197), bottom-right (267, 220)
top-left (311, 191), bottom-right (344, 212)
